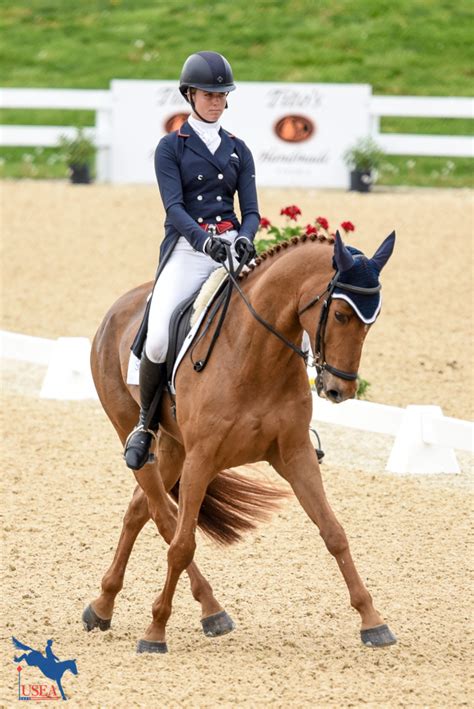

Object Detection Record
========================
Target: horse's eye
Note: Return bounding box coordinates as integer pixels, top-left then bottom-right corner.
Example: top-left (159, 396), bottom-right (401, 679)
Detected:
top-left (335, 311), bottom-right (349, 324)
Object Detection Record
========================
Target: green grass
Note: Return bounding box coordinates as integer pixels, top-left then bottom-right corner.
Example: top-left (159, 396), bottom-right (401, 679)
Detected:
top-left (0, 0), bottom-right (472, 185)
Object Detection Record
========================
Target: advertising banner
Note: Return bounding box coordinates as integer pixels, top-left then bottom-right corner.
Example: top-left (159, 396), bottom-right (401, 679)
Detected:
top-left (110, 80), bottom-right (371, 188)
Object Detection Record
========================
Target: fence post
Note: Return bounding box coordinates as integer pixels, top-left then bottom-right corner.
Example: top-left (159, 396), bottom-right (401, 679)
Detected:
top-left (95, 108), bottom-right (111, 182)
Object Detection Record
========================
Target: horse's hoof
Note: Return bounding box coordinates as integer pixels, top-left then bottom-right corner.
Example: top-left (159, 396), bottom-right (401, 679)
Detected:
top-left (82, 604), bottom-right (111, 632)
top-left (201, 610), bottom-right (235, 637)
top-left (136, 639), bottom-right (168, 654)
top-left (361, 623), bottom-right (397, 648)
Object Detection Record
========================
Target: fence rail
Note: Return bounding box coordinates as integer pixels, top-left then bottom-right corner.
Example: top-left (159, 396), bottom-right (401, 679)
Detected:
top-left (0, 87), bottom-right (112, 181)
top-left (0, 86), bottom-right (472, 183)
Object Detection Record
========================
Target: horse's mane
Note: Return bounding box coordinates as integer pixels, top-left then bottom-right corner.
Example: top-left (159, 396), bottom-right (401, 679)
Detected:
top-left (238, 233), bottom-right (334, 280)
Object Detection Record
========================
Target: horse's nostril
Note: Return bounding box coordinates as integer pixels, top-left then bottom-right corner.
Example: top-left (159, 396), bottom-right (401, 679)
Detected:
top-left (327, 389), bottom-right (342, 403)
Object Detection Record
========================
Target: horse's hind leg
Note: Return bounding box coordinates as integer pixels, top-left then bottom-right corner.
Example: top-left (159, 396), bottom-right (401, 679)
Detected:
top-left (84, 433), bottom-right (231, 636)
top-left (270, 434), bottom-right (397, 648)
top-left (83, 484), bottom-right (149, 630)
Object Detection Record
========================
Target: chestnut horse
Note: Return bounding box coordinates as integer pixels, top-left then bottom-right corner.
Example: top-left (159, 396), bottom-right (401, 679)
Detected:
top-left (83, 231), bottom-right (397, 653)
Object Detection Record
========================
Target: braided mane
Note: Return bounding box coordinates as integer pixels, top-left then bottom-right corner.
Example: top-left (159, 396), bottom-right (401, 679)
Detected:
top-left (238, 232), bottom-right (335, 280)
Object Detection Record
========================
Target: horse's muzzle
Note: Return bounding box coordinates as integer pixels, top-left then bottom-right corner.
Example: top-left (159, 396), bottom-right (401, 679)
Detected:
top-left (317, 370), bottom-right (356, 403)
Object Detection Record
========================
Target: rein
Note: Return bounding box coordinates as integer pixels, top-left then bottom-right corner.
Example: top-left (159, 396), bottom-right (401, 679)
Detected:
top-left (194, 243), bottom-right (380, 385)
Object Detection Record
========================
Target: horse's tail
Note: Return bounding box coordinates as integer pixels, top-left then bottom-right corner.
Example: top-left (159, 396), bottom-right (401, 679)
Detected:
top-left (170, 468), bottom-right (291, 546)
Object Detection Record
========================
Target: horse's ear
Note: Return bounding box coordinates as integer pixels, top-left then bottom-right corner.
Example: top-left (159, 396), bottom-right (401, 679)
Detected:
top-left (333, 230), bottom-right (355, 272)
top-left (370, 231), bottom-right (396, 272)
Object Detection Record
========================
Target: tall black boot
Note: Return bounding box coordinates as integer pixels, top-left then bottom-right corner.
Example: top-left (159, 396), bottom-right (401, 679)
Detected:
top-left (124, 354), bottom-right (167, 471)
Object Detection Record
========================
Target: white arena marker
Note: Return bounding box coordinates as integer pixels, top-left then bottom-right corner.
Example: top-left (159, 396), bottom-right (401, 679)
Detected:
top-left (40, 337), bottom-right (98, 400)
top-left (386, 405), bottom-right (460, 475)
top-left (0, 329), bottom-right (54, 365)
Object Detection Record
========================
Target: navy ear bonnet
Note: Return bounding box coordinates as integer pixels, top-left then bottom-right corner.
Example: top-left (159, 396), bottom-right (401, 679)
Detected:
top-left (332, 246), bottom-right (382, 324)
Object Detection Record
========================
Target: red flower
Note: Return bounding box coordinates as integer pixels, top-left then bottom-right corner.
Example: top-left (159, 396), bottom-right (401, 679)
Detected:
top-left (316, 216), bottom-right (329, 230)
top-left (341, 221), bottom-right (355, 232)
top-left (305, 224), bottom-right (318, 235)
top-left (259, 217), bottom-right (272, 229)
top-left (280, 205), bottom-right (302, 221)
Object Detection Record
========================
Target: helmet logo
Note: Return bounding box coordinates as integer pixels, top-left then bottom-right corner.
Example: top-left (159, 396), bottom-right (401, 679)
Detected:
top-left (216, 75), bottom-right (224, 83)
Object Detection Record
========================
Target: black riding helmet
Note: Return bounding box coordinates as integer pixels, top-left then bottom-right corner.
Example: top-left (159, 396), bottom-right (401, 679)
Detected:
top-left (179, 51), bottom-right (236, 99)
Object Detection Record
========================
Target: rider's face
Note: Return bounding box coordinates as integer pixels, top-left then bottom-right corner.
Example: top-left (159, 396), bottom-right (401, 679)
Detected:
top-left (191, 89), bottom-right (227, 122)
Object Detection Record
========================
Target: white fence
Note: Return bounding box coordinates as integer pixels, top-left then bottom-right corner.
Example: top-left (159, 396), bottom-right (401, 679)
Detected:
top-left (0, 88), bottom-right (112, 181)
top-left (1, 329), bottom-right (472, 475)
top-left (370, 96), bottom-right (473, 158)
top-left (0, 84), bottom-right (472, 184)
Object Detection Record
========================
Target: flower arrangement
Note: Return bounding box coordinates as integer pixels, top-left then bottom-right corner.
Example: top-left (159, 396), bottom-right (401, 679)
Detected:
top-left (255, 204), bottom-right (355, 254)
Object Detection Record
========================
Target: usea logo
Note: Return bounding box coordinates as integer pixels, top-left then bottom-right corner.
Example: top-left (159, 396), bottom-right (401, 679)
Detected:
top-left (164, 113), bottom-right (191, 133)
top-left (274, 115), bottom-right (315, 143)
top-left (12, 637), bottom-right (78, 701)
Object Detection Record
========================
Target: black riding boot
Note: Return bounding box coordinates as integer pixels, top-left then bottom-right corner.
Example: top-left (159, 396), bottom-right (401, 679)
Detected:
top-left (124, 354), bottom-right (167, 471)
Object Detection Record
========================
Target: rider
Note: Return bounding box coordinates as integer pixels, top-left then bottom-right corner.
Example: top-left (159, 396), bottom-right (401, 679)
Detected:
top-left (124, 50), bottom-right (260, 471)
top-left (44, 639), bottom-right (59, 663)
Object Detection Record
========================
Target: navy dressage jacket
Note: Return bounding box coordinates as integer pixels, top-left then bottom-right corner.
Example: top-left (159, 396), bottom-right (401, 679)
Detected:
top-left (154, 120), bottom-right (260, 260)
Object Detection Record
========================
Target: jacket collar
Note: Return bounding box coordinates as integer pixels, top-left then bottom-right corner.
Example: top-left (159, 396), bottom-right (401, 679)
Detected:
top-left (180, 120), bottom-right (236, 172)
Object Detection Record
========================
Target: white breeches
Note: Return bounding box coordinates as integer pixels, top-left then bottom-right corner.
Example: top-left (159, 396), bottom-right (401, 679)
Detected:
top-left (145, 232), bottom-right (238, 363)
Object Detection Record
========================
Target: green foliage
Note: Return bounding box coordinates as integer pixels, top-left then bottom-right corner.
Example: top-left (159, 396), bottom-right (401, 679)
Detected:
top-left (57, 128), bottom-right (95, 166)
top-left (356, 376), bottom-right (371, 399)
top-left (0, 0), bottom-right (472, 184)
top-left (343, 137), bottom-right (385, 172)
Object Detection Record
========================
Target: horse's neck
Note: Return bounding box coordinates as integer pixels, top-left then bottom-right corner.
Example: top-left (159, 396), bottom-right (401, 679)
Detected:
top-left (234, 240), bottom-right (332, 351)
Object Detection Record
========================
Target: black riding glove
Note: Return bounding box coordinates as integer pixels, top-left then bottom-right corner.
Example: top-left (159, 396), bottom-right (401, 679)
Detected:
top-left (235, 236), bottom-right (256, 264)
top-left (204, 236), bottom-right (228, 263)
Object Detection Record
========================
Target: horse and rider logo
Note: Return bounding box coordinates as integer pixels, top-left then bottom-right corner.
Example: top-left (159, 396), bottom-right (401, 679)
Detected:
top-left (12, 637), bottom-right (78, 701)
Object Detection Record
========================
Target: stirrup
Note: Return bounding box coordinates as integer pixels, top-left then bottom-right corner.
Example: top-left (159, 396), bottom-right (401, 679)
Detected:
top-left (123, 424), bottom-right (158, 469)
top-left (124, 423), bottom-right (157, 449)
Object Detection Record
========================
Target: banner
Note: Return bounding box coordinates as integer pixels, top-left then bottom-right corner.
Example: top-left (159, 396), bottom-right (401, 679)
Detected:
top-left (110, 80), bottom-right (371, 188)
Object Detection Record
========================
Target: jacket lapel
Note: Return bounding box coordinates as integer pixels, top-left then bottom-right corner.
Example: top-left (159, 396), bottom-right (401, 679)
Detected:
top-left (214, 130), bottom-right (236, 172)
top-left (180, 121), bottom-right (236, 172)
top-left (181, 121), bottom-right (222, 170)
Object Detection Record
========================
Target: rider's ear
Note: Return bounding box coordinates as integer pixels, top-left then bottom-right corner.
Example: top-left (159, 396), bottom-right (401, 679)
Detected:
top-left (333, 230), bottom-right (355, 272)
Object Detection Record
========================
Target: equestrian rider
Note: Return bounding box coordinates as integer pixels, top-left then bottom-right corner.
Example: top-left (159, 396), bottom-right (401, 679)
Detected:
top-left (124, 50), bottom-right (260, 470)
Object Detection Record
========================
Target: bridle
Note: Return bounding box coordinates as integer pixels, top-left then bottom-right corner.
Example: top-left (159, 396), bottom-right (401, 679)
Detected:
top-left (200, 241), bottom-right (380, 386)
top-left (298, 270), bottom-right (381, 384)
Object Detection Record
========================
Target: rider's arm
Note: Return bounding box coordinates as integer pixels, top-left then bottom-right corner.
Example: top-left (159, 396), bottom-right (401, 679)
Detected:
top-left (154, 137), bottom-right (208, 253)
top-left (235, 141), bottom-right (260, 242)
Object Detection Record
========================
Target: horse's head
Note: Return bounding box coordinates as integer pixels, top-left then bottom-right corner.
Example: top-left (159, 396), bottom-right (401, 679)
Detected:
top-left (299, 230), bottom-right (395, 403)
top-left (67, 659), bottom-right (79, 675)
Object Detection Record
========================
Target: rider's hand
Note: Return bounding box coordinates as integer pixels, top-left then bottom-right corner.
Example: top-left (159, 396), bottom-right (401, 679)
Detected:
top-left (235, 236), bottom-right (256, 264)
top-left (204, 236), bottom-right (227, 263)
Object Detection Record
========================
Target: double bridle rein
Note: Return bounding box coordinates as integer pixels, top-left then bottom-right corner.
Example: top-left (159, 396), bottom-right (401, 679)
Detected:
top-left (197, 241), bottom-right (380, 385)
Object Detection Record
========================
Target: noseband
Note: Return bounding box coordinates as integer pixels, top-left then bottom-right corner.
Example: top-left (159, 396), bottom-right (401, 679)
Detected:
top-left (298, 271), bottom-right (381, 383)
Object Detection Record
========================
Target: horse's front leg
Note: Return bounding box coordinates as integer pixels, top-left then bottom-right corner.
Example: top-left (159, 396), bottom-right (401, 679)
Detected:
top-left (55, 678), bottom-right (67, 702)
top-left (136, 456), bottom-right (214, 653)
top-left (270, 435), bottom-right (397, 648)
